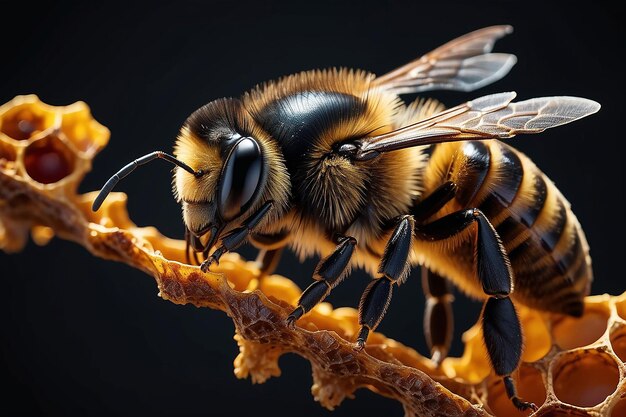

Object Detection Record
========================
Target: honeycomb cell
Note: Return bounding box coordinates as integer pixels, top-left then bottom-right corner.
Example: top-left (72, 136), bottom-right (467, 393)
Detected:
top-left (487, 364), bottom-right (546, 416)
top-left (23, 134), bottom-right (75, 184)
top-left (611, 397), bottom-right (626, 417)
top-left (552, 303), bottom-right (610, 350)
top-left (0, 101), bottom-right (56, 141)
top-left (60, 105), bottom-right (109, 154)
top-left (553, 350), bottom-right (620, 408)
top-left (0, 140), bottom-right (17, 161)
top-left (610, 327), bottom-right (626, 362)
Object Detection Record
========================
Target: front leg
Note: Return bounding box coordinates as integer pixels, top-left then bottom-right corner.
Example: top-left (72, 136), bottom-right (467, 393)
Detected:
top-left (200, 202), bottom-right (273, 272)
top-left (415, 208), bottom-right (537, 412)
top-left (286, 234), bottom-right (357, 327)
top-left (185, 227), bottom-right (202, 266)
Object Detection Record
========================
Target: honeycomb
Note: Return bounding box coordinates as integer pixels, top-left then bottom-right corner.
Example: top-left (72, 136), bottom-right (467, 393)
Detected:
top-left (1, 95), bottom-right (625, 417)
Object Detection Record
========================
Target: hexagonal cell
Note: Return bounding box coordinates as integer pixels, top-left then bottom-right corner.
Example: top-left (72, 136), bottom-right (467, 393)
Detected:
top-left (23, 134), bottom-right (76, 184)
top-left (553, 350), bottom-right (620, 408)
top-left (0, 140), bottom-right (17, 161)
top-left (610, 327), bottom-right (626, 362)
top-left (552, 303), bottom-right (610, 350)
top-left (611, 397), bottom-right (626, 417)
top-left (487, 364), bottom-right (546, 416)
top-left (0, 101), bottom-right (56, 141)
top-left (60, 105), bottom-right (109, 154)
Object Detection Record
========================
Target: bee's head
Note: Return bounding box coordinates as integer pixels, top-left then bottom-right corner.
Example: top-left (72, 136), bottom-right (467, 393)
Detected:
top-left (173, 98), bottom-right (289, 249)
top-left (92, 98), bottom-right (290, 256)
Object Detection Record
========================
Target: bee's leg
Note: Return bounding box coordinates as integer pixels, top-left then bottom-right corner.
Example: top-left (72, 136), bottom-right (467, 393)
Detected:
top-left (249, 230), bottom-right (290, 278)
top-left (422, 268), bottom-right (454, 366)
top-left (286, 235), bottom-right (357, 327)
top-left (411, 181), bottom-right (457, 222)
top-left (185, 227), bottom-right (193, 265)
top-left (411, 182), bottom-right (459, 365)
top-left (415, 208), bottom-right (537, 412)
top-left (484, 297), bottom-right (536, 411)
top-left (200, 201), bottom-right (273, 272)
top-left (255, 248), bottom-right (284, 277)
top-left (185, 227), bottom-right (203, 266)
top-left (355, 215), bottom-right (415, 350)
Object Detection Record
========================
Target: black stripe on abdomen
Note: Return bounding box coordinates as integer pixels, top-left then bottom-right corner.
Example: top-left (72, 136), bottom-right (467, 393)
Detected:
top-left (453, 141), bottom-right (491, 207)
top-left (555, 230), bottom-right (582, 276)
top-left (490, 143), bottom-right (524, 205)
top-left (518, 173), bottom-right (548, 227)
top-left (478, 142), bottom-right (524, 219)
top-left (540, 198), bottom-right (567, 251)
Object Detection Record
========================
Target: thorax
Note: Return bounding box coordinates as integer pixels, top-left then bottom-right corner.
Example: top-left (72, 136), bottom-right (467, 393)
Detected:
top-left (242, 69), bottom-right (428, 272)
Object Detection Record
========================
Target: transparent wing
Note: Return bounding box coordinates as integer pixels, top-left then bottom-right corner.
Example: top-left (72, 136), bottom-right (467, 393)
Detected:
top-left (353, 92), bottom-right (601, 160)
top-left (372, 25), bottom-right (517, 94)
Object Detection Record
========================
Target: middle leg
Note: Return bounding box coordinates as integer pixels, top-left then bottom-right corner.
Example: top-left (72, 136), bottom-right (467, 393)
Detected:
top-left (356, 215), bottom-right (415, 349)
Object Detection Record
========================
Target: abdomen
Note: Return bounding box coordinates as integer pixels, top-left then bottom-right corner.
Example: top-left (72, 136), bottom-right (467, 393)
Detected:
top-left (417, 140), bottom-right (592, 316)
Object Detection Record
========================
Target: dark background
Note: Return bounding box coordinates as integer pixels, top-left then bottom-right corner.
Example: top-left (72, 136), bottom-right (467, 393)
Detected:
top-left (1, 1), bottom-right (621, 416)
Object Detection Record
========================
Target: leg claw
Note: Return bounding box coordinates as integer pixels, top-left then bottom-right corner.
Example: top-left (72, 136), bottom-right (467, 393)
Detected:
top-left (286, 307), bottom-right (304, 329)
top-left (200, 257), bottom-right (216, 272)
top-left (200, 251), bottom-right (224, 272)
top-left (353, 338), bottom-right (366, 352)
top-left (430, 347), bottom-right (446, 368)
top-left (354, 326), bottom-right (369, 352)
top-left (512, 397), bottom-right (538, 412)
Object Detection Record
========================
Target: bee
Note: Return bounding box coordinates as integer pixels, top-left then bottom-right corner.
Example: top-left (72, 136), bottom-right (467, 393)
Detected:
top-left (92, 26), bottom-right (600, 411)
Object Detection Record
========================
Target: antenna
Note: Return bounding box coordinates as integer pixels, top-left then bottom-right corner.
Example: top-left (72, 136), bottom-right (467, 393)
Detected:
top-left (92, 151), bottom-right (203, 211)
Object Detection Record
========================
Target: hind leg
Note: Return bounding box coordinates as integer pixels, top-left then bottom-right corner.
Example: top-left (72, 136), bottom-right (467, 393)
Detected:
top-left (415, 208), bottom-right (537, 412)
top-left (422, 268), bottom-right (454, 366)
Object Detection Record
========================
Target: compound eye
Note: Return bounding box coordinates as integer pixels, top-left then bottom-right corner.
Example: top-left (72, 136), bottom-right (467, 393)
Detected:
top-left (218, 137), bottom-right (263, 221)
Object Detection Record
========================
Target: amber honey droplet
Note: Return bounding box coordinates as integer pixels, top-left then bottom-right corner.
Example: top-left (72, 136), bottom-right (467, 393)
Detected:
top-left (23, 135), bottom-right (75, 184)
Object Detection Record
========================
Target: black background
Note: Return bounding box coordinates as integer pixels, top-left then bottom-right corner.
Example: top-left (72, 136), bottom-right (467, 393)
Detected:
top-left (1, 1), bottom-right (622, 416)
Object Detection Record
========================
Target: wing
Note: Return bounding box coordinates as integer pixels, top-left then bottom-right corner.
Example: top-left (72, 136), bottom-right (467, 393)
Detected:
top-left (349, 92), bottom-right (601, 160)
top-left (372, 25), bottom-right (517, 94)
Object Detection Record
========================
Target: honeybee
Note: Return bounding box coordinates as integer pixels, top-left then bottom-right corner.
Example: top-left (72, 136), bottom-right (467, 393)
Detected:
top-left (93, 26), bottom-right (599, 411)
